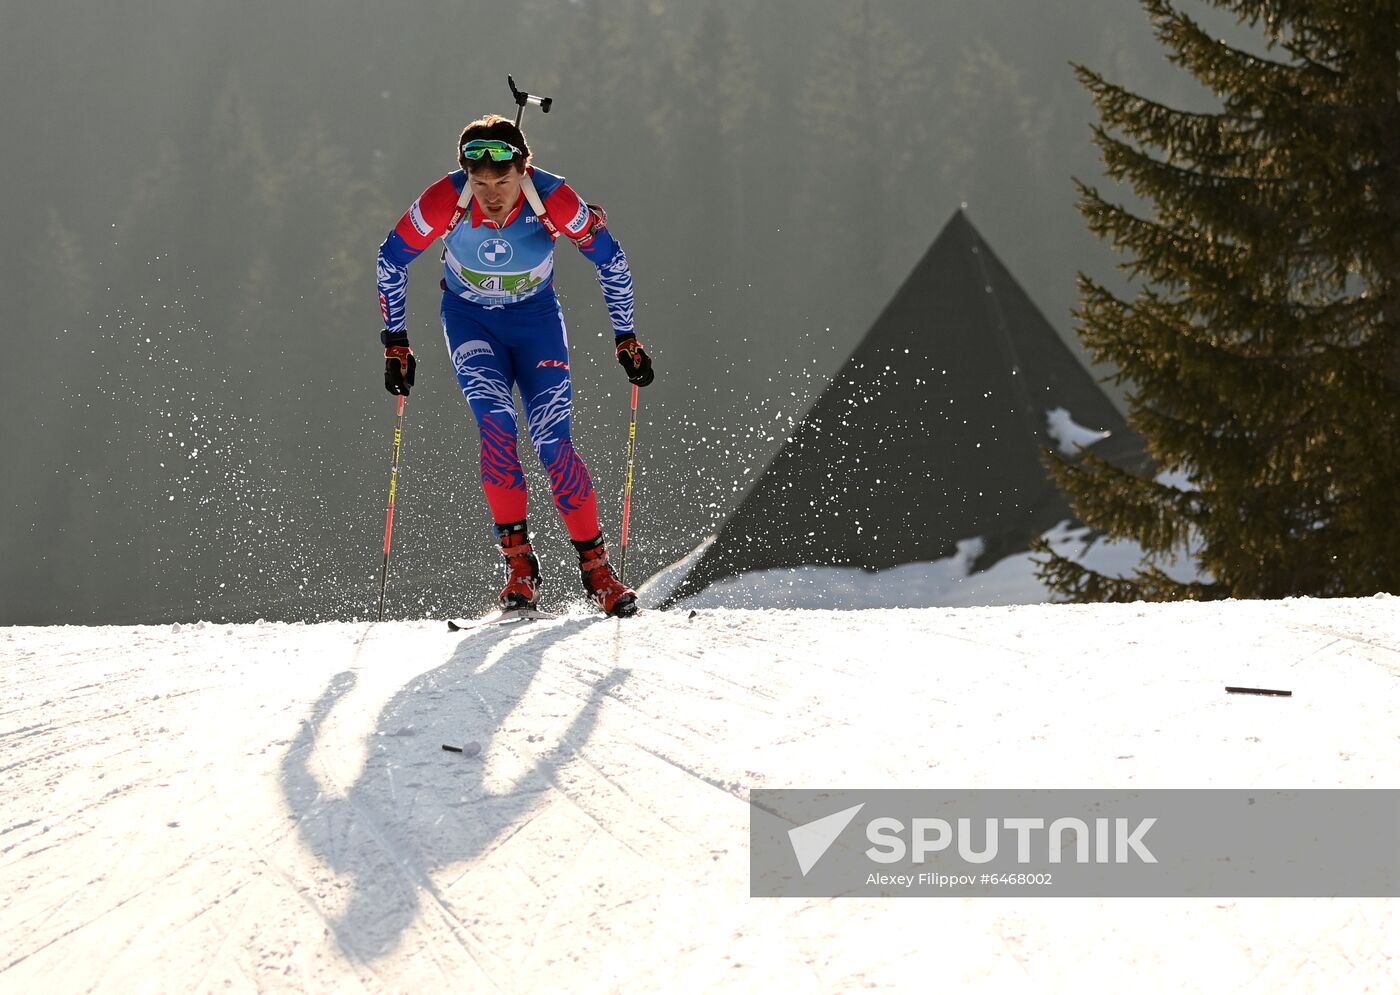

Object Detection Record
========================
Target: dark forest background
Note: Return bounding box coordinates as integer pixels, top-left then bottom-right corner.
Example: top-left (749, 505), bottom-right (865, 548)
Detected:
top-left (1, 0), bottom-right (1231, 624)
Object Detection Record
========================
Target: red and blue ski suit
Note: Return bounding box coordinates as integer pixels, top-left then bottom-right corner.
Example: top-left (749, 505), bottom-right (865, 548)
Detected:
top-left (376, 165), bottom-right (636, 541)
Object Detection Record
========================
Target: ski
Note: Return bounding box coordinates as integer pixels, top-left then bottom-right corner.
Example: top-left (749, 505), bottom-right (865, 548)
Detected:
top-left (446, 607), bottom-right (560, 632)
top-left (445, 602), bottom-right (655, 631)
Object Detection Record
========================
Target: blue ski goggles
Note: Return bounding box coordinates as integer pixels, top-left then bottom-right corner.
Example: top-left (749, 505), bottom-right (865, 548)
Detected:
top-left (461, 139), bottom-right (523, 162)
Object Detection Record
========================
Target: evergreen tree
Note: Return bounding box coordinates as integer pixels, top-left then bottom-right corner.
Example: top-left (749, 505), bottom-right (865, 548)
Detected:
top-left (795, 0), bottom-right (935, 305)
top-left (938, 39), bottom-right (1053, 252)
top-left (1037, 0), bottom-right (1400, 601)
top-left (667, 0), bottom-right (758, 284)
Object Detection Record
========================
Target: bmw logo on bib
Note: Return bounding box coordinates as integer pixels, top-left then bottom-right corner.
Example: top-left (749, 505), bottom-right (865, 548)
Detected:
top-left (478, 238), bottom-right (513, 268)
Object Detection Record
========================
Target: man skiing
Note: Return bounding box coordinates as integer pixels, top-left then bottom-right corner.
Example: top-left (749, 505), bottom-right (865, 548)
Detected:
top-left (375, 114), bottom-right (654, 617)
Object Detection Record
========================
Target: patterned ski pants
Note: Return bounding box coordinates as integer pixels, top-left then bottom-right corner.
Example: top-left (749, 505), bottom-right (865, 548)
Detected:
top-left (441, 288), bottom-right (600, 541)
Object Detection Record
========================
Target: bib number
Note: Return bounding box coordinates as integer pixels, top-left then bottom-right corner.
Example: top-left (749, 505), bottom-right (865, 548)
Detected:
top-left (460, 266), bottom-right (546, 297)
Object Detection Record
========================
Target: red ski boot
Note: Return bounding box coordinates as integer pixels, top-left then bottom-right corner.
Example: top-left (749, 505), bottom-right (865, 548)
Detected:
top-left (496, 521), bottom-right (540, 609)
top-left (574, 536), bottom-right (638, 617)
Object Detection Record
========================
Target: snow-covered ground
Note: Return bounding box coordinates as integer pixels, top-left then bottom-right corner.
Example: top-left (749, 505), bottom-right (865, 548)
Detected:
top-left (647, 519), bottom-right (1201, 610)
top-left (4, 598), bottom-right (1399, 993)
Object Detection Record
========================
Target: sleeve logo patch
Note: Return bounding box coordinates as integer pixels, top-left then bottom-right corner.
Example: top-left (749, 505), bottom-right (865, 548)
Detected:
top-left (565, 200), bottom-right (590, 235)
top-left (409, 200), bottom-right (433, 238)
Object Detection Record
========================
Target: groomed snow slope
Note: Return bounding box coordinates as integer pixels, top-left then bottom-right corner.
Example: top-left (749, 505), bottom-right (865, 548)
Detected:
top-left (4, 598), bottom-right (1399, 993)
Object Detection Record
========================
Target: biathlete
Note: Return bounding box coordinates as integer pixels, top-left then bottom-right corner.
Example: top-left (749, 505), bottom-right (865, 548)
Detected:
top-left (375, 113), bottom-right (654, 617)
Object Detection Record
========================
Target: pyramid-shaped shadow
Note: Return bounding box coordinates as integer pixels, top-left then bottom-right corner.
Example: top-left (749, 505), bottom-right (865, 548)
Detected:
top-left (662, 210), bottom-right (1146, 606)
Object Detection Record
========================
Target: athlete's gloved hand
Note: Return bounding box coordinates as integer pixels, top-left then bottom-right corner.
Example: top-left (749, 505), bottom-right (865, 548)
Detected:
top-left (615, 335), bottom-right (654, 387)
top-left (382, 330), bottom-right (416, 396)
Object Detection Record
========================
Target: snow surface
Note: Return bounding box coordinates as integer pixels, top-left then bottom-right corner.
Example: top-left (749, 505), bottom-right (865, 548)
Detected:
top-left (4, 599), bottom-right (1400, 993)
top-left (647, 520), bottom-right (1201, 610)
top-left (1044, 406), bottom-right (1112, 456)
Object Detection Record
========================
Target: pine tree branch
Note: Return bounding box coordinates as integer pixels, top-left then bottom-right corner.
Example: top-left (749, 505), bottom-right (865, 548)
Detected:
top-left (1145, 0), bottom-right (1338, 109)
top-left (1030, 536), bottom-right (1222, 603)
top-left (1076, 281), bottom-right (1327, 430)
top-left (1091, 129), bottom-right (1304, 248)
top-left (1029, 538), bottom-right (1150, 602)
top-left (1075, 182), bottom-right (1263, 290)
top-left (1043, 447), bottom-right (1198, 554)
top-left (1073, 63), bottom-right (1257, 171)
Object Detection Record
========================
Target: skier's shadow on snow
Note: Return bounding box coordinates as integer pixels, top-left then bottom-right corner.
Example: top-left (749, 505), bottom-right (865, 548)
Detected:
top-left (280, 620), bottom-right (628, 962)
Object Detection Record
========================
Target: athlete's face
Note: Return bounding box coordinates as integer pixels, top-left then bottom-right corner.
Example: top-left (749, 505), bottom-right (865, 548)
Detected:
top-left (469, 164), bottom-right (524, 218)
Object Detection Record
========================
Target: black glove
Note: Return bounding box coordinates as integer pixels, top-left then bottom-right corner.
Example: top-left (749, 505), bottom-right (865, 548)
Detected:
top-left (615, 335), bottom-right (654, 387)
top-left (382, 330), bottom-right (416, 396)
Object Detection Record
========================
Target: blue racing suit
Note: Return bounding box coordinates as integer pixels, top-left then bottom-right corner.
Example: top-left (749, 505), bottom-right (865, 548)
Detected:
top-left (375, 165), bottom-right (637, 540)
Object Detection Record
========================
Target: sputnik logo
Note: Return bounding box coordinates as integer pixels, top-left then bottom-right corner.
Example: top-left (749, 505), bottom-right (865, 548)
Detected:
top-left (788, 803), bottom-right (864, 876)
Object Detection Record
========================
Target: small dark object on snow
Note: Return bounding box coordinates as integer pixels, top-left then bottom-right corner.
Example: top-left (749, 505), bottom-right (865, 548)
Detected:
top-left (1225, 686), bottom-right (1292, 697)
top-left (442, 744), bottom-right (464, 753)
top-left (688, 610), bottom-right (697, 620)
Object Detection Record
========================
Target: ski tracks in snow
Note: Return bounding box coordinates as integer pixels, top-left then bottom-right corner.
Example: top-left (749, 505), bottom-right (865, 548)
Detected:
top-left (5, 600), bottom-right (1400, 992)
top-left (1, 622), bottom-right (368, 991)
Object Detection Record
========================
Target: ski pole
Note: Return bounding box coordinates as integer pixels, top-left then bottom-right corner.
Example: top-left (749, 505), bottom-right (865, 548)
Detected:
top-left (619, 383), bottom-right (639, 585)
top-left (377, 394), bottom-right (407, 620)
